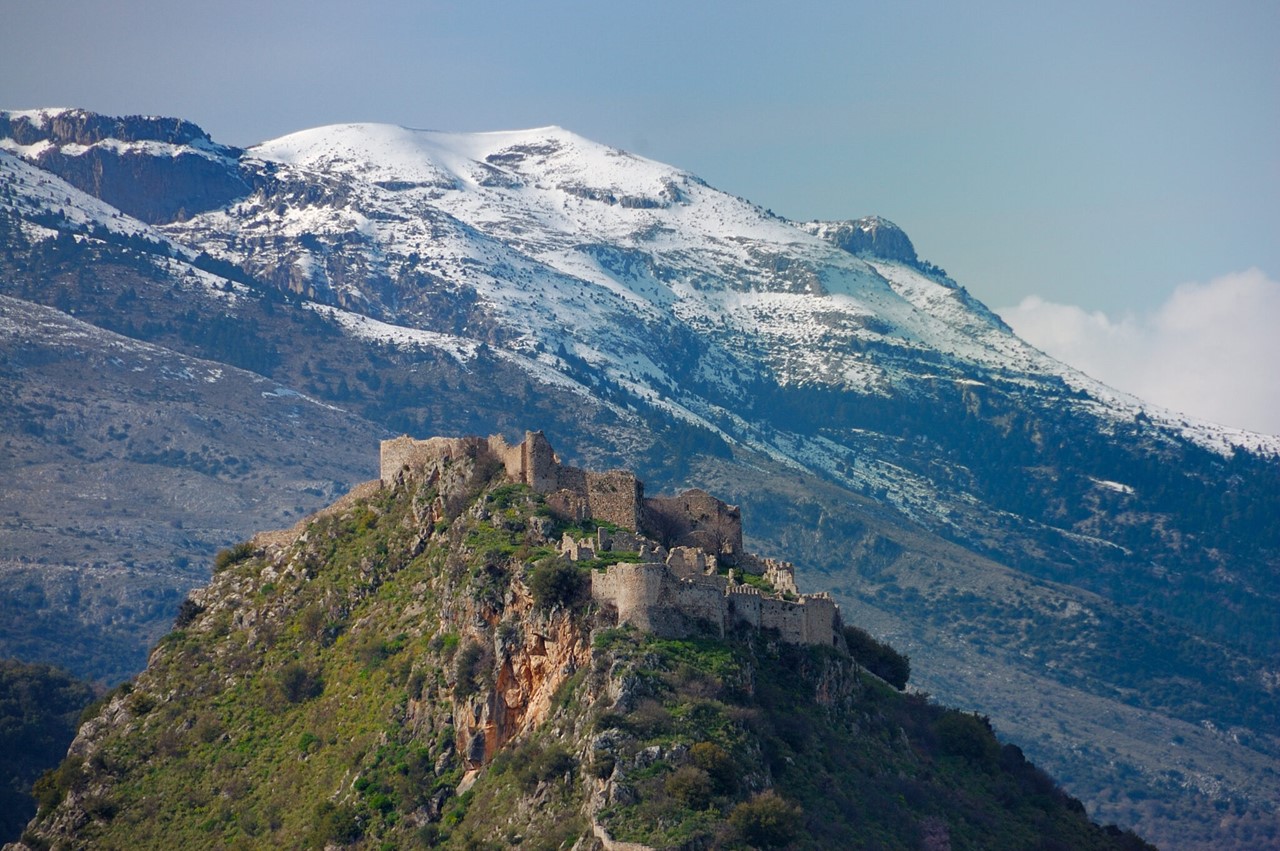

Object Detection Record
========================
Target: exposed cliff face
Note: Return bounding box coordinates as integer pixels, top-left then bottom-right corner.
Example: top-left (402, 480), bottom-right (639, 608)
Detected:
top-left (802, 215), bottom-right (921, 266)
top-left (36, 145), bottom-right (249, 224)
top-left (0, 108), bottom-right (248, 223)
top-left (0, 109), bottom-right (217, 148)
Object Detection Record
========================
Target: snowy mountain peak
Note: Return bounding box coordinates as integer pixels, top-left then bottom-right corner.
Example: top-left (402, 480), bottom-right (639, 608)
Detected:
top-left (802, 216), bottom-right (922, 268)
top-left (4, 108), bottom-right (1275, 458)
top-left (0, 107), bottom-right (232, 155)
top-left (249, 121), bottom-right (688, 207)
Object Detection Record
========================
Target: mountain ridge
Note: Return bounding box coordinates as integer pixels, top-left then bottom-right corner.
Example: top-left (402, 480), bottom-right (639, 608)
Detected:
top-left (2, 108), bottom-right (1278, 849)
top-left (6, 109), bottom-right (1277, 453)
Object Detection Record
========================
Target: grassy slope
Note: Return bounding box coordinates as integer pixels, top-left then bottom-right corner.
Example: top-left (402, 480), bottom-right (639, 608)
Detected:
top-left (17, 464), bottom-right (1151, 850)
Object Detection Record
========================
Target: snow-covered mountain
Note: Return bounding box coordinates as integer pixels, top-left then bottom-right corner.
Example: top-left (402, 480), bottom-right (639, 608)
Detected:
top-left (9, 109), bottom-right (1274, 448)
top-left (3, 108), bottom-right (1279, 850)
top-left (185, 121), bottom-right (1280, 447)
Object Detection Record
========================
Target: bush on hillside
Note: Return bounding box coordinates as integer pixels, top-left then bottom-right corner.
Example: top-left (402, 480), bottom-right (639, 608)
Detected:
top-left (213, 541), bottom-right (255, 573)
top-left (728, 790), bottom-right (802, 848)
top-left (275, 662), bottom-right (323, 704)
top-left (527, 560), bottom-right (588, 611)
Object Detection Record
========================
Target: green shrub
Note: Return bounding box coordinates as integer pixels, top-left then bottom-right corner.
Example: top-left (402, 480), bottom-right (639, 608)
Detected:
top-left (366, 790), bottom-right (394, 814)
top-left (589, 753), bottom-right (616, 779)
top-left (82, 794), bottom-right (118, 821)
top-left (307, 801), bottom-right (362, 847)
top-left (19, 830), bottom-right (51, 851)
top-left (173, 597), bottom-right (205, 627)
top-left (32, 755), bottom-right (84, 816)
top-left (527, 560), bottom-right (588, 611)
top-left (664, 765), bottom-right (712, 809)
top-left (126, 691), bottom-right (155, 716)
top-left (212, 541), bottom-right (255, 573)
top-left (629, 698), bottom-right (672, 736)
top-left (407, 668), bottom-right (428, 700)
top-left (297, 604), bottom-right (328, 641)
top-left (488, 483), bottom-right (530, 509)
top-left (934, 711), bottom-right (1000, 768)
top-left (534, 744), bottom-right (576, 783)
top-left (276, 662), bottom-right (323, 704)
top-left (689, 741), bottom-right (737, 794)
top-left (728, 790), bottom-right (802, 848)
top-left (193, 713), bottom-right (223, 743)
top-left (353, 632), bottom-right (405, 669)
top-left (430, 631), bottom-right (460, 655)
top-left (453, 641), bottom-right (487, 701)
top-left (514, 742), bottom-right (577, 791)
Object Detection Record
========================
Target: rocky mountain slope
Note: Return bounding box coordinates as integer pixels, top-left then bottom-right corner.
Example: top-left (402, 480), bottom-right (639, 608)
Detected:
top-left (8, 442), bottom-right (1152, 850)
top-left (2, 108), bottom-right (1278, 849)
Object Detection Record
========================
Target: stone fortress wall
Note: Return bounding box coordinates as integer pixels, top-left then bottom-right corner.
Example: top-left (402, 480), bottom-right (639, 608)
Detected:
top-left (381, 431), bottom-right (843, 649)
top-left (381, 431), bottom-right (643, 531)
top-left (584, 553), bottom-right (839, 648)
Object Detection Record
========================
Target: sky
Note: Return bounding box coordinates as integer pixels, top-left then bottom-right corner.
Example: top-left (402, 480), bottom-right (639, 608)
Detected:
top-left (2, 0), bottom-right (1278, 433)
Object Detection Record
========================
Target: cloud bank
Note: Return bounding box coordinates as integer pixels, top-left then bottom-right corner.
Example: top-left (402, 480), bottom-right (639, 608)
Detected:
top-left (999, 269), bottom-right (1280, 436)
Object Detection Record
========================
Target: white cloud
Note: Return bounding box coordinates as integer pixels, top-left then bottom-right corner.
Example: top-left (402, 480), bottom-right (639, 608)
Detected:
top-left (998, 269), bottom-right (1280, 436)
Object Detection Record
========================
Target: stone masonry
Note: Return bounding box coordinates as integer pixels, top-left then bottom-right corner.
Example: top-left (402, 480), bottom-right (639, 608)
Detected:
top-left (381, 430), bottom-right (643, 531)
top-left (380, 431), bottom-right (844, 649)
top-left (581, 545), bottom-right (841, 649)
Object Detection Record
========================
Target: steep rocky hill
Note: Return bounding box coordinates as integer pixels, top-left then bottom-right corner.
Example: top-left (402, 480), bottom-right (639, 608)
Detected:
top-left (8, 437), bottom-right (1152, 850)
top-left (2, 108), bottom-right (1278, 849)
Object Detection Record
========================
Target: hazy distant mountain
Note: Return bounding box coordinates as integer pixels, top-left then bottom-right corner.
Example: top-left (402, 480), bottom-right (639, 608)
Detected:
top-left (2, 108), bottom-right (1277, 849)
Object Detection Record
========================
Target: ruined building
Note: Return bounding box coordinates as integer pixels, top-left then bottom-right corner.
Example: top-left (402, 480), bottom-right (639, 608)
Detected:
top-left (381, 431), bottom-right (843, 649)
top-left (381, 431), bottom-right (642, 530)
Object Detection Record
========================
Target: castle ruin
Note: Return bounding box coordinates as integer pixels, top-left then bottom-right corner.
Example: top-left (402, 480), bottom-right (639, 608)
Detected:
top-left (381, 431), bottom-right (844, 649)
top-left (381, 431), bottom-right (642, 531)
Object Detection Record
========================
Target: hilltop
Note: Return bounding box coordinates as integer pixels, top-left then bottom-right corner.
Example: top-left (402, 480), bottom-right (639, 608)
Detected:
top-left (9, 433), bottom-right (1152, 850)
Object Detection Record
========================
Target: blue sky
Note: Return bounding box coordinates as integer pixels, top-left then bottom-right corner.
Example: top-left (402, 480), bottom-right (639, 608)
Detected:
top-left (3, 0), bottom-right (1278, 431)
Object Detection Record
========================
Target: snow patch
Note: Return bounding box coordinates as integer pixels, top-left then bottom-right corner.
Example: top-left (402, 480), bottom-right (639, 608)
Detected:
top-left (1091, 478), bottom-right (1136, 495)
top-left (305, 303), bottom-right (479, 363)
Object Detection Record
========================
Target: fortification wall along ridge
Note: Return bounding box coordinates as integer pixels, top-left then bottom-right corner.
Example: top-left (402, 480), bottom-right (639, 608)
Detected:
top-left (382, 431), bottom-right (643, 531)
top-left (587, 559), bottom-right (841, 648)
top-left (381, 430), bottom-right (843, 648)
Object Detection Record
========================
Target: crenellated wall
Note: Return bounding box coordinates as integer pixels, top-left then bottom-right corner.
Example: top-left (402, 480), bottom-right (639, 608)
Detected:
top-left (380, 433), bottom-right (517, 484)
top-left (725, 585), bottom-right (763, 629)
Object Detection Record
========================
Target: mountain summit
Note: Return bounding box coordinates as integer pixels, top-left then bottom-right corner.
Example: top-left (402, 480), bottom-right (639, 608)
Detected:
top-left (2, 110), bottom-right (1278, 849)
top-left (802, 215), bottom-right (922, 266)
